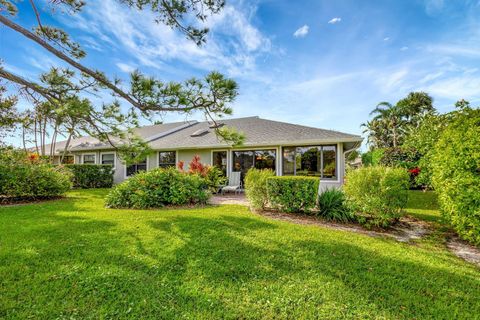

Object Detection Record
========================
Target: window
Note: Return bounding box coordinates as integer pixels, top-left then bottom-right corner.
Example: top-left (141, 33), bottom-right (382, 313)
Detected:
top-left (83, 154), bottom-right (95, 164)
top-left (212, 151), bottom-right (227, 176)
top-left (158, 151), bottom-right (176, 168)
top-left (101, 153), bottom-right (115, 166)
top-left (282, 145), bottom-right (337, 179)
top-left (233, 149), bottom-right (276, 180)
top-left (61, 156), bottom-right (74, 164)
top-left (126, 158), bottom-right (147, 177)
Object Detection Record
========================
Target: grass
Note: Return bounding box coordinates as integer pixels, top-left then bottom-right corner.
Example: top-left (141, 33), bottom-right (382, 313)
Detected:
top-left (0, 189), bottom-right (479, 319)
top-left (405, 190), bottom-right (443, 223)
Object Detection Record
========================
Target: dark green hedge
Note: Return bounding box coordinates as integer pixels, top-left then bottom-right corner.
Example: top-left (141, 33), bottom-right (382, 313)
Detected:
top-left (266, 176), bottom-right (319, 213)
top-left (65, 164), bottom-right (114, 189)
top-left (0, 164), bottom-right (72, 201)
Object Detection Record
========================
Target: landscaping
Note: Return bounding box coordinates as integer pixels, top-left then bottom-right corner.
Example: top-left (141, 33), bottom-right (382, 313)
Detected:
top-left (0, 189), bottom-right (478, 319)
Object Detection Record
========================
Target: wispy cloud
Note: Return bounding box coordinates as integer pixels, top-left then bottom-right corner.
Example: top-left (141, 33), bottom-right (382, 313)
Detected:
top-left (116, 62), bottom-right (136, 73)
top-left (383, 37), bottom-right (390, 41)
top-left (400, 46), bottom-right (409, 51)
top-left (62, 0), bottom-right (272, 78)
top-left (293, 25), bottom-right (309, 38)
top-left (328, 17), bottom-right (342, 24)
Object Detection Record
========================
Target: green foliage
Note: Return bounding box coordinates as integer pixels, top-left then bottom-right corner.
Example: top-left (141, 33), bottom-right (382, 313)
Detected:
top-left (317, 188), bottom-right (354, 222)
top-left (430, 106), bottom-right (480, 245)
top-left (0, 84), bottom-right (19, 139)
top-left (361, 148), bottom-right (384, 166)
top-left (266, 176), bottom-right (319, 213)
top-left (244, 168), bottom-right (275, 210)
top-left (65, 164), bottom-right (114, 189)
top-left (344, 166), bottom-right (410, 227)
top-left (0, 148), bottom-right (72, 200)
top-left (105, 167), bottom-right (209, 209)
top-left (363, 92), bottom-right (435, 149)
top-left (203, 165), bottom-right (228, 193)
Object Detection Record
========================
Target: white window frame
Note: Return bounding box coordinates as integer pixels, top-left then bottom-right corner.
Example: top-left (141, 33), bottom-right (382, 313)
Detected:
top-left (100, 152), bottom-right (116, 169)
top-left (157, 151), bottom-right (177, 168)
top-left (124, 156), bottom-right (149, 179)
top-left (82, 153), bottom-right (96, 165)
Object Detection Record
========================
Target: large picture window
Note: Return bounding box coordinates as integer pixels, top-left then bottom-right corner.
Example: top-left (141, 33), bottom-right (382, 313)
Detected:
top-left (282, 145), bottom-right (337, 179)
top-left (126, 158), bottom-right (147, 177)
top-left (233, 149), bottom-right (276, 180)
top-left (158, 151), bottom-right (176, 168)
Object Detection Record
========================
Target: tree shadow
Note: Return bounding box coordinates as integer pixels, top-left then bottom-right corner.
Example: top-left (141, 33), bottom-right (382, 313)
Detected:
top-left (1, 196), bottom-right (479, 319)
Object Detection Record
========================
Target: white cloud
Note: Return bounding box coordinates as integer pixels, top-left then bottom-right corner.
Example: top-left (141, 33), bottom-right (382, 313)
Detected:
top-left (116, 62), bottom-right (136, 73)
top-left (383, 37), bottom-right (390, 41)
top-left (63, 0), bottom-right (271, 78)
top-left (328, 17), bottom-right (342, 24)
top-left (293, 25), bottom-right (309, 38)
top-left (400, 46), bottom-right (409, 51)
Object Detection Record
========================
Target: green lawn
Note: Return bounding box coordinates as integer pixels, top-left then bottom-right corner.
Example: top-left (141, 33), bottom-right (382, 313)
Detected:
top-left (0, 189), bottom-right (478, 319)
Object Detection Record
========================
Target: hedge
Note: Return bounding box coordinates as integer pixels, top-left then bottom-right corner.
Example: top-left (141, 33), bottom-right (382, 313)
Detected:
top-left (430, 107), bottom-right (480, 245)
top-left (343, 166), bottom-right (409, 227)
top-left (0, 164), bottom-right (72, 201)
top-left (266, 176), bottom-right (319, 213)
top-left (105, 167), bottom-right (209, 209)
top-left (65, 164), bottom-right (114, 189)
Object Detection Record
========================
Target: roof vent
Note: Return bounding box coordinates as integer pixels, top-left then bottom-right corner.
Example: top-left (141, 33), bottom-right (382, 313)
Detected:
top-left (209, 122), bottom-right (225, 129)
top-left (190, 128), bottom-right (209, 137)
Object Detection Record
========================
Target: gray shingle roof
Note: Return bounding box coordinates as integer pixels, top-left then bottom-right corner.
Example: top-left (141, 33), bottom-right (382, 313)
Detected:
top-left (42, 116), bottom-right (362, 154)
top-left (149, 116), bottom-right (362, 150)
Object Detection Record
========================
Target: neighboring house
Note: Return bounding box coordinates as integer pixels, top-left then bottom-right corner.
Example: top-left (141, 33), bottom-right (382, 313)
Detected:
top-left (44, 116), bottom-right (362, 190)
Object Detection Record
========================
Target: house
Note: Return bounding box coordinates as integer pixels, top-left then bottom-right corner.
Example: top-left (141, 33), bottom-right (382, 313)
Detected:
top-left (46, 116), bottom-right (362, 189)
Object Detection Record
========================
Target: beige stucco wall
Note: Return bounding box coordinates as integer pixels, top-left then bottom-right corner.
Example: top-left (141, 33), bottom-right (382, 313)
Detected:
top-left (177, 149), bottom-right (213, 165)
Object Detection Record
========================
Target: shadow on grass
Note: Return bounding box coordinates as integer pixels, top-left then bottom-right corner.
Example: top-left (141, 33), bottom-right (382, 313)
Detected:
top-left (0, 194), bottom-right (479, 319)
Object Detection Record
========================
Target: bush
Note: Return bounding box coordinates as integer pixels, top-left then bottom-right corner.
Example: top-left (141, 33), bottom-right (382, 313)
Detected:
top-left (244, 168), bottom-right (275, 210)
top-left (344, 166), bottom-right (409, 227)
top-left (65, 164), bottom-right (114, 188)
top-left (0, 164), bottom-right (72, 201)
top-left (430, 106), bottom-right (480, 245)
top-left (266, 176), bottom-right (319, 213)
top-left (361, 149), bottom-right (384, 166)
top-left (105, 167), bottom-right (209, 209)
top-left (178, 155), bottom-right (227, 193)
top-left (317, 188), bottom-right (354, 222)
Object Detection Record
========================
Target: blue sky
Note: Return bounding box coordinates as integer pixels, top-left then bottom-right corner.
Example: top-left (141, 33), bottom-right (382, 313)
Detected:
top-left (2, 0), bottom-right (480, 146)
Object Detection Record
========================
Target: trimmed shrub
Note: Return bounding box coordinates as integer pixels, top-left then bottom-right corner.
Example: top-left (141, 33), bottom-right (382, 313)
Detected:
top-left (344, 166), bottom-right (409, 227)
top-left (0, 164), bottom-right (72, 201)
top-left (430, 106), bottom-right (480, 245)
top-left (244, 168), bottom-right (275, 210)
top-left (65, 164), bottom-right (114, 188)
top-left (266, 176), bottom-right (319, 213)
top-left (105, 167), bottom-right (209, 209)
top-left (317, 188), bottom-right (354, 222)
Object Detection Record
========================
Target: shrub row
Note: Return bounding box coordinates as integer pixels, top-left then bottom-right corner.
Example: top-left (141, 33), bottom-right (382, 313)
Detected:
top-left (266, 176), bottom-right (320, 213)
top-left (0, 164), bottom-right (72, 201)
top-left (65, 164), bottom-right (114, 189)
top-left (105, 167), bottom-right (209, 209)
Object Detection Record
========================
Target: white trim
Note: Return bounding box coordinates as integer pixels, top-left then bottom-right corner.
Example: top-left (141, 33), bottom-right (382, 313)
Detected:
top-left (123, 156), bottom-right (150, 179)
top-left (230, 147), bottom-right (278, 176)
top-left (81, 153), bottom-right (96, 164)
top-left (100, 151), bottom-right (117, 169)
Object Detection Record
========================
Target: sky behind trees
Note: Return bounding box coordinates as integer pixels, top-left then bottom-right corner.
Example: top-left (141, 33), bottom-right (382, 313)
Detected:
top-left (2, 0), bottom-right (480, 144)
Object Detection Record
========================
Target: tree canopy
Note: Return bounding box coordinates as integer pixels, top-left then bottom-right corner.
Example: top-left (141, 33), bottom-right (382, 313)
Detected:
top-left (0, 0), bottom-right (243, 158)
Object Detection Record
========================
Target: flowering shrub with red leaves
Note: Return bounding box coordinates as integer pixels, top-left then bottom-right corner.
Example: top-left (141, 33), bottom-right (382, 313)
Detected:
top-left (177, 155), bottom-right (227, 192)
top-left (27, 153), bottom-right (40, 163)
top-left (408, 167), bottom-right (420, 176)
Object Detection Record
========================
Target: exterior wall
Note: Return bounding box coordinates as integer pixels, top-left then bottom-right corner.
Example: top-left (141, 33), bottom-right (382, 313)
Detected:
top-left (177, 149), bottom-right (212, 165)
top-left (70, 143), bottom-right (351, 189)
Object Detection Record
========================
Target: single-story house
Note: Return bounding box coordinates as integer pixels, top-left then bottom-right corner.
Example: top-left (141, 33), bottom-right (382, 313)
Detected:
top-left (45, 116), bottom-right (362, 189)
